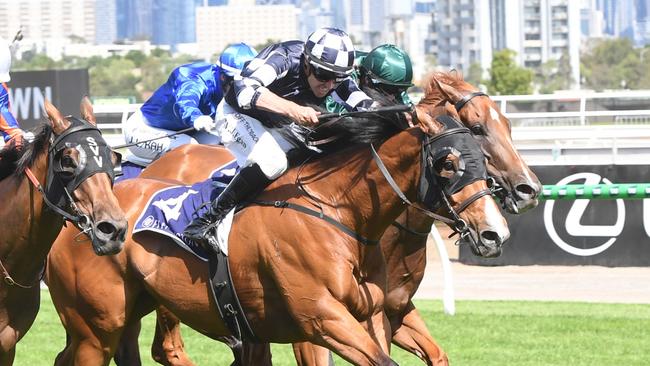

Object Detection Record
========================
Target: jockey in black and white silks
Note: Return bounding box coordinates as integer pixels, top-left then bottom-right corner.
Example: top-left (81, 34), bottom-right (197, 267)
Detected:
top-left (184, 27), bottom-right (374, 250)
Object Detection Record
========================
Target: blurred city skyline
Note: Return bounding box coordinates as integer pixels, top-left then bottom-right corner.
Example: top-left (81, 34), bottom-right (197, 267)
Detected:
top-left (0, 0), bottom-right (649, 89)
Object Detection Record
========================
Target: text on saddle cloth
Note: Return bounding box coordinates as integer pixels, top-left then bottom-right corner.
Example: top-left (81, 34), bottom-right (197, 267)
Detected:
top-left (132, 160), bottom-right (238, 260)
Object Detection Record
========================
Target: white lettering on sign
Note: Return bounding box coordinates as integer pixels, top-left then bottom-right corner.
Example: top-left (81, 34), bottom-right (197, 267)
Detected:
top-left (8, 87), bottom-right (53, 121)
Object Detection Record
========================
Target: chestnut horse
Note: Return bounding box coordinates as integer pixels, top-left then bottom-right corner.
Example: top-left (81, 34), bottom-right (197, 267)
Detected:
top-left (0, 98), bottom-right (127, 365)
top-left (112, 72), bottom-right (540, 366)
top-left (47, 111), bottom-right (508, 365)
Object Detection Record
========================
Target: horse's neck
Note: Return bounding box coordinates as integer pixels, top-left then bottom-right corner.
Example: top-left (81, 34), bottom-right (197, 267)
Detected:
top-left (0, 151), bottom-right (61, 279)
top-left (299, 129), bottom-right (423, 243)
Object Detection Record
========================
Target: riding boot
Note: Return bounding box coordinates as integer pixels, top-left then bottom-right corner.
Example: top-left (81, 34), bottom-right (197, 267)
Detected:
top-left (184, 163), bottom-right (273, 252)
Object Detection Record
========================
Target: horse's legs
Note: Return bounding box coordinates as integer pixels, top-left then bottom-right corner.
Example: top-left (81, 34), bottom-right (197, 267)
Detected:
top-left (113, 319), bottom-right (142, 365)
top-left (391, 301), bottom-right (448, 366)
top-left (151, 306), bottom-right (194, 366)
top-left (300, 300), bottom-right (397, 366)
top-left (292, 342), bottom-right (332, 366)
top-left (291, 310), bottom-right (390, 366)
top-left (0, 347), bottom-right (15, 366)
top-left (238, 342), bottom-right (272, 366)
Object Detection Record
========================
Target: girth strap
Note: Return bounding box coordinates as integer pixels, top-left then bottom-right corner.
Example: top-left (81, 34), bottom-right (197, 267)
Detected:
top-left (250, 200), bottom-right (380, 246)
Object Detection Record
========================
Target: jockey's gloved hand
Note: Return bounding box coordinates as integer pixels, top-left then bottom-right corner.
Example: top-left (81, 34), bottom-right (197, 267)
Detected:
top-left (193, 115), bottom-right (215, 131)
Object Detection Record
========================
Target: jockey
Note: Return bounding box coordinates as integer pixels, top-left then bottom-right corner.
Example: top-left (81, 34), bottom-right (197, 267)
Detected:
top-left (0, 38), bottom-right (24, 150)
top-left (122, 42), bottom-right (257, 167)
top-left (184, 27), bottom-right (374, 246)
top-left (323, 44), bottom-right (413, 114)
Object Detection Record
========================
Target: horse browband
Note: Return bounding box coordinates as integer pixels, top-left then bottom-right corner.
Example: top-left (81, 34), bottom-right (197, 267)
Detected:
top-left (454, 91), bottom-right (487, 112)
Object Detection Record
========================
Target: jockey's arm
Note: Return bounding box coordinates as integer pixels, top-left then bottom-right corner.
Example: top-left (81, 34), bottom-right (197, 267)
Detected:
top-left (253, 88), bottom-right (319, 126)
top-left (233, 53), bottom-right (319, 126)
top-left (172, 68), bottom-right (211, 129)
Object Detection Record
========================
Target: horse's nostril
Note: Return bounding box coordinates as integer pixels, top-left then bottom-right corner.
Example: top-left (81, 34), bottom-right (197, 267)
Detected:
top-left (96, 221), bottom-right (117, 236)
top-left (516, 183), bottom-right (538, 197)
top-left (480, 230), bottom-right (499, 244)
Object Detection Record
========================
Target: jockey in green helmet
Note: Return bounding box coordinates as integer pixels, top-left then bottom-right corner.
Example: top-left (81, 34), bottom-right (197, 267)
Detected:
top-left (323, 44), bottom-right (413, 113)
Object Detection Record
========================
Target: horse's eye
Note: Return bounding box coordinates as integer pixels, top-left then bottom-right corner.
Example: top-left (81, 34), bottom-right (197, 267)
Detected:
top-left (471, 124), bottom-right (485, 136)
top-left (443, 160), bottom-right (454, 171)
top-left (61, 154), bottom-right (77, 169)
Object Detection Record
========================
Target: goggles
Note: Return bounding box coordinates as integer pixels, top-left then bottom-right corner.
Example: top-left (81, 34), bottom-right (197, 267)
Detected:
top-left (310, 63), bottom-right (347, 83)
top-left (369, 78), bottom-right (409, 95)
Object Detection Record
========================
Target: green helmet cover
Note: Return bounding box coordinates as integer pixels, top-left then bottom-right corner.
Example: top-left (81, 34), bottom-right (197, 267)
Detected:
top-left (361, 45), bottom-right (413, 87)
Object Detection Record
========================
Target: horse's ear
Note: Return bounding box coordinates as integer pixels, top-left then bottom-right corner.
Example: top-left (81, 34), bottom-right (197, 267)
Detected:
top-left (80, 96), bottom-right (97, 126)
top-left (44, 99), bottom-right (70, 135)
top-left (432, 75), bottom-right (463, 104)
top-left (414, 104), bottom-right (443, 135)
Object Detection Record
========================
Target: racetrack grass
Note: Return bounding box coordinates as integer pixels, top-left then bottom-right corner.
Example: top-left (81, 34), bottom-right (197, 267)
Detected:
top-left (17, 291), bottom-right (650, 365)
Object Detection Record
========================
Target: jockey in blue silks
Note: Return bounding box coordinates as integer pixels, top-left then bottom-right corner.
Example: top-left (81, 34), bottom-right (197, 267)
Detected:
top-left (184, 27), bottom-right (376, 248)
top-left (122, 43), bottom-right (257, 168)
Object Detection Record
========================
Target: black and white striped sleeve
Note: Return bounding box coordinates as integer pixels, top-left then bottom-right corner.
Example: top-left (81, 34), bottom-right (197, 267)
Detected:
top-left (233, 51), bottom-right (290, 110)
top-left (330, 78), bottom-right (374, 111)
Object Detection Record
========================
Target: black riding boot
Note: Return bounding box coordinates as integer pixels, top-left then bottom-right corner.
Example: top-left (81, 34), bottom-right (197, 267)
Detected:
top-left (184, 163), bottom-right (273, 252)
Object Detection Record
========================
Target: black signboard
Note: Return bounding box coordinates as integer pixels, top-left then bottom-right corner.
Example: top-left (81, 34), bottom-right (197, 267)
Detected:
top-left (8, 69), bottom-right (89, 130)
top-left (460, 165), bottom-right (650, 267)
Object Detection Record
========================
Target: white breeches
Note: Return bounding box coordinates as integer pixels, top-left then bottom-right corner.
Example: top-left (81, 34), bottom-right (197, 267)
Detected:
top-left (122, 109), bottom-right (221, 166)
top-left (215, 101), bottom-right (298, 179)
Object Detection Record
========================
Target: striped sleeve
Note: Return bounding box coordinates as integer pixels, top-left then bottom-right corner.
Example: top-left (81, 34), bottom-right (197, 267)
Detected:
top-left (234, 51), bottom-right (290, 110)
top-left (329, 78), bottom-right (373, 111)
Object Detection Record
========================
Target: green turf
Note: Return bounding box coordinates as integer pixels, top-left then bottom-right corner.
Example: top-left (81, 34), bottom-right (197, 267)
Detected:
top-left (16, 291), bottom-right (650, 365)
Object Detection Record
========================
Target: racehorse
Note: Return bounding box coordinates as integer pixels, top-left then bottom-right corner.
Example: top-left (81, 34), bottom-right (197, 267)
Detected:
top-left (46, 109), bottom-right (509, 366)
top-left (0, 98), bottom-right (127, 365)
top-left (113, 71), bottom-right (541, 366)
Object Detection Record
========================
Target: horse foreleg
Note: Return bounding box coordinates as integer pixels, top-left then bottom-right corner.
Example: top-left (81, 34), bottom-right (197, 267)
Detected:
top-left (296, 299), bottom-right (397, 366)
top-left (0, 347), bottom-right (15, 366)
top-left (113, 320), bottom-right (142, 365)
top-left (292, 342), bottom-right (332, 366)
top-left (151, 306), bottom-right (194, 366)
top-left (237, 342), bottom-right (272, 366)
top-left (391, 301), bottom-right (448, 366)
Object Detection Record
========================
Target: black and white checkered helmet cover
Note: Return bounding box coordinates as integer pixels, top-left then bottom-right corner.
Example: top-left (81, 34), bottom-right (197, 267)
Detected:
top-left (304, 27), bottom-right (355, 75)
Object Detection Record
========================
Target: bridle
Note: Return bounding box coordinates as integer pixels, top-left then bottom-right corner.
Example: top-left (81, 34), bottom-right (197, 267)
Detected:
top-left (28, 117), bottom-right (120, 240)
top-left (453, 90), bottom-right (513, 206)
top-left (370, 122), bottom-right (491, 253)
top-left (454, 91), bottom-right (488, 112)
top-left (5, 117), bottom-right (119, 288)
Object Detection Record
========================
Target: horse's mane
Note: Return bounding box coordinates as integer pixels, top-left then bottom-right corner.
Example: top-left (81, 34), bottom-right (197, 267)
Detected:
top-left (419, 71), bottom-right (477, 107)
top-left (0, 124), bottom-right (52, 180)
top-left (274, 91), bottom-right (408, 156)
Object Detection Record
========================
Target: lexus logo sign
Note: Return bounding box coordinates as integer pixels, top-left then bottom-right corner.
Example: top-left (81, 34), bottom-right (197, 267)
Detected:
top-left (544, 172), bottom-right (650, 256)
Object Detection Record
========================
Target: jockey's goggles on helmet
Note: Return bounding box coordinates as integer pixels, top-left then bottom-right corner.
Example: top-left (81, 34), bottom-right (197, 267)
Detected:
top-left (310, 63), bottom-right (347, 83)
top-left (370, 78), bottom-right (409, 95)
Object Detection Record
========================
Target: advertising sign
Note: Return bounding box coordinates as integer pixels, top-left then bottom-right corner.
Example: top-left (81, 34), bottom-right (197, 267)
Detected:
top-left (460, 165), bottom-right (650, 266)
top-left (8, 69), bottom-right (89, 130)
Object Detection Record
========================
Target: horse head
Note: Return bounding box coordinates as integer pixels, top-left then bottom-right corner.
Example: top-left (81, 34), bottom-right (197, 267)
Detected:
top-left (417, 72), bottom-right (541, 214)
top-left (44, 97), bottom-right (127, 255)
top-left (414, 114), bottom-right (509, 257)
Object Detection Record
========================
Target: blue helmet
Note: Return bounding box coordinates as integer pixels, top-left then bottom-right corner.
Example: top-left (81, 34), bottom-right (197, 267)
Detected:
top-left (218, 43), bottom-right (257, 77)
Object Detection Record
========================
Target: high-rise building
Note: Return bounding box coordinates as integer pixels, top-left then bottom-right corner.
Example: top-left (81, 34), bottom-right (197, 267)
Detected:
top-left (152, 0), bottom-right (200, 46)
top-left (116, 0), bottom-right (153, 40)
top-left (0, 0), bottom-right (95, 43)
top-left (433, 0), bottom-right (493, 75)
top-left (195, 1), bottom-right (299, 59)
top-left (499, 0), bottom-right (581, 87)
top-left (95, 0), bottom-right (117, 44)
